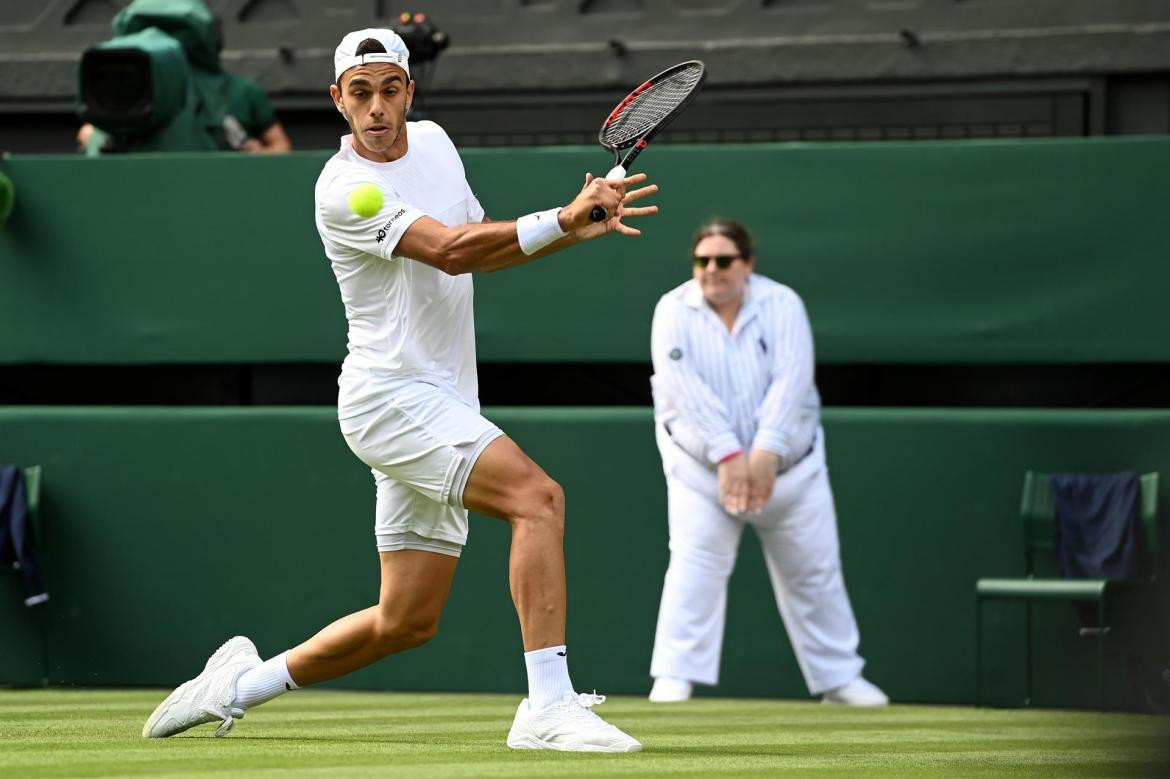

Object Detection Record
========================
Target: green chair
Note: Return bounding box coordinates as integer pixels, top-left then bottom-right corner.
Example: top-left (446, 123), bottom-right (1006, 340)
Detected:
top-left (975, 471), bottom-right (1160, 709)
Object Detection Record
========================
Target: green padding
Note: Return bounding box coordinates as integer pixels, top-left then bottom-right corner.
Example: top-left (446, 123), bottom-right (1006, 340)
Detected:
top-left (0, 169), bottom-right (13, 227)
top-left (977, 578), bottom-right (1107, 600)
top-left (1, 406), bottom-right (1168, 706)
top-left (2, 137), bottom-right (1170, 364)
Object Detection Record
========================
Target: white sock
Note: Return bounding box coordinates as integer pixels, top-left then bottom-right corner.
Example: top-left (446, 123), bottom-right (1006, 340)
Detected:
top-left (234, 651), bottom-right (299, 710)
top-left (524, 644), bottom-right (575, 710)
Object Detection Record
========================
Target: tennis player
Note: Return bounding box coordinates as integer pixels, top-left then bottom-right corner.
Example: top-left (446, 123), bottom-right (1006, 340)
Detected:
top-left (142, 28), bottom-right (656, 752)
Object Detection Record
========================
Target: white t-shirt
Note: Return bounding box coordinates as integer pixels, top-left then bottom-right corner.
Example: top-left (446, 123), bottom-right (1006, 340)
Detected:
top-left (314, 121), bottom-right (486, 417)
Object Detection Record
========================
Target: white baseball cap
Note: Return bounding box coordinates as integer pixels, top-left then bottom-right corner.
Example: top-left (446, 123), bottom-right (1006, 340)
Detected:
top-left (334, 28), bottom-right (411, 82)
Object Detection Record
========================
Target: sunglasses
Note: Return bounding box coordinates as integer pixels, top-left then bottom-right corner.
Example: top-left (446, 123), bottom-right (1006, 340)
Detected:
top-left (693, 254), bottom-right (741, 270)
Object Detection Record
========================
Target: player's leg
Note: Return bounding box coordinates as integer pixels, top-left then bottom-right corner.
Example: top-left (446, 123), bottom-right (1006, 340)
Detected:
top-left (649, 473), bottom-right (744, 701)
top-left (285, 547), bottom-right (458, 685)
top-left (145, 382), bottom-right (481, 740)
top-left (461, 434), bottom-right (566, 652)
top-left (461, 435), bottom-right (640, 752)
top-left (142, 546), bottom-right (458, 739)
top-left (754, 439), bottom-right (885, 705)
top-left (275, 474), bottom-right (467, 687)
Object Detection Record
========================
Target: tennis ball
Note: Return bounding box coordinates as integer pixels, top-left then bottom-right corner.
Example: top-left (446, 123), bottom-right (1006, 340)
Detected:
top-left (347, 183), bottom-right (383, 218)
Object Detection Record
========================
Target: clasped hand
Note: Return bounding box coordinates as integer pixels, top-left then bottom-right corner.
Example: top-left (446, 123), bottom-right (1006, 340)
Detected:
top-left (717, 450), bottom-right (780, 516)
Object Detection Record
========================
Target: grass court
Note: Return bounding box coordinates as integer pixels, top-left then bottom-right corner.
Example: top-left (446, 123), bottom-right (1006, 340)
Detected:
top-left (2, 689), bottom-right (1166, 777)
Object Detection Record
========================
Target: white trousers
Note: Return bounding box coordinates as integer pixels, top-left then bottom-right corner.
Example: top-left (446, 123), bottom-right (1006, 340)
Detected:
top-left (649, 426), bottom-right (865, 694)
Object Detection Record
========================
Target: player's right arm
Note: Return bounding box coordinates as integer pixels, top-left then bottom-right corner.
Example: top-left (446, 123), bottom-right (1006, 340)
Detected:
top-left (396, 173), bottom-right (657, 275)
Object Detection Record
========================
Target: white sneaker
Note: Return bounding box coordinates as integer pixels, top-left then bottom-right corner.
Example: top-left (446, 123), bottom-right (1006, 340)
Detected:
top-left (142, 636), bottom-right (261, 738)
top-left (648, 676), bottom-right (692, 703)
top-left (507, 691), bottom-right (642, 753)
top-left (821, 677), bottom-right (889, 707)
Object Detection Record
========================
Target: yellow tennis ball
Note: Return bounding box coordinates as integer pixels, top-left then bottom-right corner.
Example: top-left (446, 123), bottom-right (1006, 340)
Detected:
top-left (347, 183), bottom-right (383, 218)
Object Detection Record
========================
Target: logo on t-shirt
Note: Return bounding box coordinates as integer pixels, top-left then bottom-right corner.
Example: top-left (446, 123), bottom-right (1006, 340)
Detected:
top-left (375, 208), bottom-right (408, 243)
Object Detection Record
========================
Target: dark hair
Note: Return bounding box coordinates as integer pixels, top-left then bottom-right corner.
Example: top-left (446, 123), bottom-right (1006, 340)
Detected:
top-left (355, 38), bottom-right (387, 56)
top-left (692, 217), bottom-right (754, 259)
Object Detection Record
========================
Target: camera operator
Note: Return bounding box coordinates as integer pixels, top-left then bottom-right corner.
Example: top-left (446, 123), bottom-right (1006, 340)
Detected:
top-left (77, 0), bottom-right (290, 154)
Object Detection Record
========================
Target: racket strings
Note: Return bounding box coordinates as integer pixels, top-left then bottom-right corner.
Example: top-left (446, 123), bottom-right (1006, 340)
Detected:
top-left (602, 64), bottom-right (704, 147)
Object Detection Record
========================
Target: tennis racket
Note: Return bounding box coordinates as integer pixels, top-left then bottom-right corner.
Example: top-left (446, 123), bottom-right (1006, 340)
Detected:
top-left (589, 59), bottom-right (707, 223)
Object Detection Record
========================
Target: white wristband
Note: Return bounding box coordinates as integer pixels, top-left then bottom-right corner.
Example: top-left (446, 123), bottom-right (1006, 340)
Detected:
top-left (516, 208), bottom-right (568, 255)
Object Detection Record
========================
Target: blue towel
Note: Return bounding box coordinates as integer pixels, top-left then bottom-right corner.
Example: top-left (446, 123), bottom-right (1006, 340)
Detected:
top-left (1051, 471), bottom-right (1147, 580)
top-left (0, 464), bottom-right (49, 606)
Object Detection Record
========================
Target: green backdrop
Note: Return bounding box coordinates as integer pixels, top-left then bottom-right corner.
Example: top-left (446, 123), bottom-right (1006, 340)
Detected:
top-left (2, 407), bottom-right (1166, 709)
top-left (1, 137), bottom-right (1168, 364)
top-left (2, 137), bottom-right (1167, 711)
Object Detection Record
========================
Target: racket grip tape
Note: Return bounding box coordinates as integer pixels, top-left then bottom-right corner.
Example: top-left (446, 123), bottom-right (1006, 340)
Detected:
top-left (588, 164), bottom-right (629, 223)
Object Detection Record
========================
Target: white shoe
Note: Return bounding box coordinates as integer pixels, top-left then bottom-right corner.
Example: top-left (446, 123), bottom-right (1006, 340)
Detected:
top-left (142, 636), bottom-right (261, 738)
top-left (507, 691), bottom-right (642, 753)
top-left (648, 676), bottom-right (692, 703)
top-left (821, 677), bottom-right (889, 707)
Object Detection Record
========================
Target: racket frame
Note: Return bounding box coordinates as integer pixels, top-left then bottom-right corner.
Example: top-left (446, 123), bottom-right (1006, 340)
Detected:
top-left (589, 60), bottom-right (706, 222)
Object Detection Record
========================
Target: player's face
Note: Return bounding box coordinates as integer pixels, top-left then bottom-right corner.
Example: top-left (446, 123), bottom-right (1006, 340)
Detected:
top-left (330, 64), bottom-right (415, 161)
top-left (693, 234), bottom-right (753, 309)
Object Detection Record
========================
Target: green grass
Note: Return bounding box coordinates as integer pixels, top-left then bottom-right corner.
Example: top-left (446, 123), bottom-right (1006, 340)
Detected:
top-left (1, 690), bottom-right (1166, 778)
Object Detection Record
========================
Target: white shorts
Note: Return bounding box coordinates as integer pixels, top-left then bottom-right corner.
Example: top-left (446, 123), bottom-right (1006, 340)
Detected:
top-left (338, 378), bottom-right (503, 555)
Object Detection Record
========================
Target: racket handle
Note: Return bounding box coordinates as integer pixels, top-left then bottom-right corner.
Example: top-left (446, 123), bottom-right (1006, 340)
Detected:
top-left (588, 164), bottom-right (629, 222)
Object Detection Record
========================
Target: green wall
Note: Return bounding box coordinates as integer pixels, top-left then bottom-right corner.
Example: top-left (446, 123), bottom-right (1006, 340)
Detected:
top-left (2, 137), bottom-right (1167, 710)
top-left (2, 407), bottom-right (1166, 708)
top-left (2, 137), bottom-right (1169, 364)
